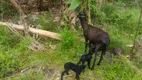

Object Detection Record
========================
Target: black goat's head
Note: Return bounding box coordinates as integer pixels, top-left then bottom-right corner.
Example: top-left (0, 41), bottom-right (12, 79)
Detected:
top-left (78, 12), bottom-right (87, 21)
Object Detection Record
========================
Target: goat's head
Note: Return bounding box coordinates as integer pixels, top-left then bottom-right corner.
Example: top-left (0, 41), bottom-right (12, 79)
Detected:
top-left (78, 12), bottom-right (87, 21)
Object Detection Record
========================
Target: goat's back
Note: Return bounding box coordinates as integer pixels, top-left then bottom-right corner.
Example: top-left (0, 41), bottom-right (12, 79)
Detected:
top-left (86, 25), bottom-right (110, 45)
top-left (64, 62), bottom-right (76, 69)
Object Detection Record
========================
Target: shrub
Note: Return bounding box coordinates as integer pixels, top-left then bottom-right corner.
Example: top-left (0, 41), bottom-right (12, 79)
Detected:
top-left (33, 13), bottom-right (58, 32)
top-left (60, 27), bottom-right (77, 50)
top-left (0, 26), bottom-right (32, 78)
top-left (0, 0), bottom-right (17, 18)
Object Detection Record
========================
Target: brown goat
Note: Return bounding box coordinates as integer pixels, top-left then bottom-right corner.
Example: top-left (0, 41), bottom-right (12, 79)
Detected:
top-left (78, 13), bottom-right (110, 70)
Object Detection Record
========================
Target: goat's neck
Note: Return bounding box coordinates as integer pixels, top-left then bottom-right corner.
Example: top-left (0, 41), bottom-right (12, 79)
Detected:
top-left (80, 20), bottom-right (88, 31)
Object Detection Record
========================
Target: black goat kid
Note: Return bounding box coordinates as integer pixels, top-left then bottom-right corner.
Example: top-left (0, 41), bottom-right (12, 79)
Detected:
top-left (77, 53), bottom-right (93, 69)
top-left (61, 62), bottom-right (86, 80)
top-left (78, 13), bottom-right (110, 70)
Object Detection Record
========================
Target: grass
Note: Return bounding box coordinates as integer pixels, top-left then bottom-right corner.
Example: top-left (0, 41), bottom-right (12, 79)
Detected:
top-left (1, 25), bottom-right (141, 80)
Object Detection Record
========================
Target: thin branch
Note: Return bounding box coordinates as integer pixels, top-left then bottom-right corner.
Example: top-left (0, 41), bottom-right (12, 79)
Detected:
top-left (9, 0), bottom-right (29, 36)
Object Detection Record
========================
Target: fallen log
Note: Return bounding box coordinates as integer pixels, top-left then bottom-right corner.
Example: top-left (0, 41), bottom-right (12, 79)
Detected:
top-left (0, 22), bottom-right (61, 41)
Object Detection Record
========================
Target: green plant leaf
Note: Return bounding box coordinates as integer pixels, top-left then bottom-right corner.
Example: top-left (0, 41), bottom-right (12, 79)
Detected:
top-left (66, 0), bottom-right (72, 4)
top-left (68, 0), bottom-right (81, 10)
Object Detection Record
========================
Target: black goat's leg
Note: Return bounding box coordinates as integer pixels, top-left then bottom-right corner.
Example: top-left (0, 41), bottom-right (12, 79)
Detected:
top-left (97, 50), bottom-right (105, 65)
top-left (88, 41), bottom-right (92, 53)
top-left (76, 73), bottom-right (80, 80)
top-left (66, 71), bottom-right (69, 75)
top-left (87, 58), bottom-right (91, 69)
top-left (85, 38), bottom-right (88, 53)
top-left (65, 69), bottom-right (69, 75)
top-left (82, 60), bottom-right (85, 65)
top-left (61, 71), bottom-right (66, 80)
top-left (91, 51), bottom-right (98, 70)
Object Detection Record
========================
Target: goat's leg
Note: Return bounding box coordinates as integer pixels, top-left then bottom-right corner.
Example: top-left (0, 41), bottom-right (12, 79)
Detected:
top-left (87, 58), bottom-right (91, 69)
top-left (82, 60), bottom-right (85, 65)
top-left (91, 51), bottom-right (98, 70)
top-left (85, 38), bottom-right (88, 53)
top-left (65, 69), bottom-right (69, 75)
top-left (66, 71), bottom-right (69, 75)
top-left (97, 50), bottom-right (105, 65)
top-left (88, 42), bottom-right (92, 53)
top-left (61, 71), bottom-right (66, 80)
top-left (76, 73), bottom-right (80, 80)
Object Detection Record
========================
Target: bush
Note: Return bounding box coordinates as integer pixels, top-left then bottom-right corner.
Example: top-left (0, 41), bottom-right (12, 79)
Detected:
top-left (33, 13), bottom-right (58, 32)
top-left (0, 0), bottom-right (17, 18)
top-left (0, 49), bottom-right (21, 77)
top-left (60, 27), bottom-right (77, 50)
top-left (0, 26), bottom-right (32, 78)
top-left (0, 26), bottom-right (21, 49)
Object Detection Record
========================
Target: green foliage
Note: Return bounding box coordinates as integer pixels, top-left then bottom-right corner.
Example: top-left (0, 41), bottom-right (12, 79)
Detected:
top-left (0, 38), bottom-right (32, 77)
top-left (0, 49), bottom-right (20, 78)
top-left (90, 4), bottom-right (105, 24)
top-left (138, 0), bottom-right (142, 9)
top-left (0, 0), bottom-right (18, 17)
top-left (67, 0), bottom-right (81, 10)
top-left (33, 13), bottom-right (58, 32)
top-left (0, 26), bottom-right (32, 78)
top-left (60, 27), bottom-right (77, 49)
top-left (0, 26), bottom-right (21, 49)
top-left (102, 3), bottom-right (117, 17)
